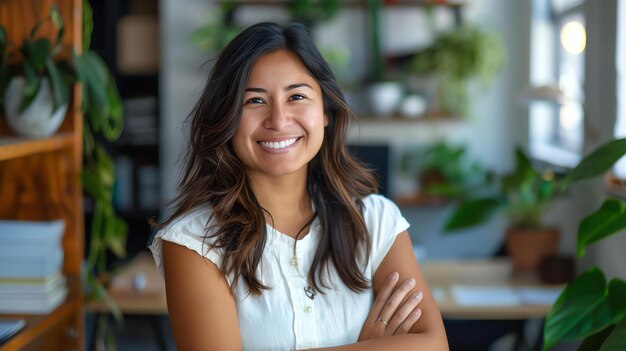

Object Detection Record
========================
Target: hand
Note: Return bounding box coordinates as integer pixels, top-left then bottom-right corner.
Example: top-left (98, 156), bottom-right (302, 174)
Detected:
top-left (358, 272), bottom-right (423, 341)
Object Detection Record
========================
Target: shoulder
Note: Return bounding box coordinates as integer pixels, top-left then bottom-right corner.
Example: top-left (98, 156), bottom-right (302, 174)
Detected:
top-left (361, 193), bottom-right (400, 215)
top-left (361, 194), bottom-right (407, 226)
top-left (160, 205), bottom-right (214, 237)
top-left (360, 194), bottom-right (411, 272)
top-left (149, 205), bottom-right (223, 276)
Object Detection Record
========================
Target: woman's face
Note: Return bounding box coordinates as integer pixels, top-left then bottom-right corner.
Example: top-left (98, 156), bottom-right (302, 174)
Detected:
top-left (232, 50), bottom-right (328, 180)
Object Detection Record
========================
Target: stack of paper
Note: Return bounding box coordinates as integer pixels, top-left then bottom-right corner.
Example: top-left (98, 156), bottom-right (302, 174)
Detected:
top-left (0, 220), bottom-right (68, 314)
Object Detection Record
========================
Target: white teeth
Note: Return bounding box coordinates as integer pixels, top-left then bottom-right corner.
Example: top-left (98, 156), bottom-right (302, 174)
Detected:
top-left (260, 138), bottom-right (297, 150)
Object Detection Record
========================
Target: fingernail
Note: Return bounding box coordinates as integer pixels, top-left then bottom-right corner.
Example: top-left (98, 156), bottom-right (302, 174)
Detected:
top-left (414, 291), bottom-right (423, 300)
top-left (413, 308), bottom-right (422, 317)
top-left (390, 272), bottom-right (399, 280)
top-left (407, 278), bottom-right (416, 286)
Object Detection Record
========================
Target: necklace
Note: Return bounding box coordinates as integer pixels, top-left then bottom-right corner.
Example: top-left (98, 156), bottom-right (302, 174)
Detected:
top-left (291, 212), bottom-right (318, 300)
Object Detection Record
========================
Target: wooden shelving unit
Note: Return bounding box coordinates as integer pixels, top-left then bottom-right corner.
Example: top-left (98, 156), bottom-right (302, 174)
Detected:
top-left (0, 1), bottom-right (85, 350)
top-left (0, 133), bottom-right (75, 161)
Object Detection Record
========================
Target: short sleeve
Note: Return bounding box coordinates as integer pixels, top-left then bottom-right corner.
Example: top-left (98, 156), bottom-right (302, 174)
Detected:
top-left (148, 206), bottom-right (225, 279)
top-left (362, 194), bottom-right (411, 275)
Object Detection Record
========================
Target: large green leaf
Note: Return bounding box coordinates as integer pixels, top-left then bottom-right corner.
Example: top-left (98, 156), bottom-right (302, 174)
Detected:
top-left (578, 325), bottom-right (615, 351)
top-left (27, 38), bottom-right (51, 71)
top-left (577, 199), bottom-right (626, 257)
top-left (599, 319), bottom-right (626, 351)
top-left (443, 197), bottom-right (502, 231)
top-left (544, 270), bottom-right (626, 351)
top-left (565, 139), bottom-right (626, 185)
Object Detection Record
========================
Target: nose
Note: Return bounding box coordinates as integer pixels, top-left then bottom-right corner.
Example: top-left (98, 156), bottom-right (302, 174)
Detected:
top-left (264, 102), bottom-right (291, 130)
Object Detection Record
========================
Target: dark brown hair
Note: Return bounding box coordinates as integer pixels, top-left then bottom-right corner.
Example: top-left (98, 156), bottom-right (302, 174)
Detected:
top-left (158, 22), bottom-right (379, 295)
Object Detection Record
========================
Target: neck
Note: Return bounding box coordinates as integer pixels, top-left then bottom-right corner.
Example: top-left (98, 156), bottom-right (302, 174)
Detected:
top-left (248, 170), bottom-right (314, 237)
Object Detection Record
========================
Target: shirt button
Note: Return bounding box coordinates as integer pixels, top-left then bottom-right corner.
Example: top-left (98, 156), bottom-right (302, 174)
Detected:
top-left (304, 306), bottom-right (313, 314)
top-left (290, 257), bottom-right (298, 267)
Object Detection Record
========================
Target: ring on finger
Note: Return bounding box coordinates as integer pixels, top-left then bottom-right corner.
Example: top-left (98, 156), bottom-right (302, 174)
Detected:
top-left (376, 317), bottom-right (389, 326)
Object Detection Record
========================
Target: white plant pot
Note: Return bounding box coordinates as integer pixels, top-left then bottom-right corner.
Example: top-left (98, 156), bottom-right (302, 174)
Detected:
top-left (4, 77), bottom-right (68, 138)
top-left (367, 82), bottom-right (403, 117)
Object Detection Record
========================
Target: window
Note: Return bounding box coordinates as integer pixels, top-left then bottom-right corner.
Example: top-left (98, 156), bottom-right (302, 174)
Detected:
top-left (529, 0), bottom-right (586, 167)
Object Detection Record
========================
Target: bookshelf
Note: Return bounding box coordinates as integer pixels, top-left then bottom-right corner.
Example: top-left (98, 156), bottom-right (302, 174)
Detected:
top-left (90, 0), bottom-right (161, 256)
top-left (0, 1), bottom-right (84, 350)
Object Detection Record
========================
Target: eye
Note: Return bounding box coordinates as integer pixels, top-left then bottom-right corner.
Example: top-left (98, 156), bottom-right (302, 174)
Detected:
top-left (289, 94), bottom-right (307, 101)
top-left (245, 97), bottom-right (265, 105)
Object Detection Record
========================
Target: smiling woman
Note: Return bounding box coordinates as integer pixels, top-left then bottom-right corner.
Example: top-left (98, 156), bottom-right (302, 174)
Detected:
top-left (149, 22), bottom-right (448, 350)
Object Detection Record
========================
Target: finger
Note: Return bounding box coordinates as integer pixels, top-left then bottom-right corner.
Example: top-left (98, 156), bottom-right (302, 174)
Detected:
top-left (378, 278), bottom-right (416, 326)
top-left (387, 291), bottom-right (423, 335)
top-left (394, 307), bottom-right (422, 335)
top-left (369, 272), bottom-right (399, 320)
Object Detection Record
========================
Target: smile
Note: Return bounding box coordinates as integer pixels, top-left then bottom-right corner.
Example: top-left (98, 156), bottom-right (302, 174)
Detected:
top-left (258, 137), bottom-right (300, 150)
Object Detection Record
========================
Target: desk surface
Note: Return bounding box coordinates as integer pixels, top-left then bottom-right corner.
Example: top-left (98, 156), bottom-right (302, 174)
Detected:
top-left (86, 252), bottom-right (561, 320)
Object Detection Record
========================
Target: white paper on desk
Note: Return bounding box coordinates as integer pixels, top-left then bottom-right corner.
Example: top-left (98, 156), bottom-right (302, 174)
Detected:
top-left (451, 285), bottom-right (522, 306)
top-left (518, 287), bottom-right (563, 305)
top-left (450, 285), bottom-right (564, 307)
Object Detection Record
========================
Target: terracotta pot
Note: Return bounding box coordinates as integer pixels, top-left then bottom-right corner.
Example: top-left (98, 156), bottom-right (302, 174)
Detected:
top-left (505, 227), bottom-right (560, 273)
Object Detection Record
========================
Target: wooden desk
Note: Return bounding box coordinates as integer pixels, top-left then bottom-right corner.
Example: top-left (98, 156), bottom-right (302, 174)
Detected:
top-left (86, 253), bottom-right (560, 321)
top-left (85, 252), bottom-right (167, 315)
top-left (422, 259), bottom-right (561, 320)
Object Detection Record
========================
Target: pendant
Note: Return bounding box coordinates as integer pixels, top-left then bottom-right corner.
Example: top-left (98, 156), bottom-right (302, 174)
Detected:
top-left (304, 285), bottom-right (316, 300)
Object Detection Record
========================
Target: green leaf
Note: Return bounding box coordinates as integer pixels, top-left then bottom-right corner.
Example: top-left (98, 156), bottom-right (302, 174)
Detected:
top-left (102, 79), bottom-right (123, 140)
top-left (103, 213), bottom-right (127, 259)
top-left (82, 0), bottom-right (94, 50)
top-left (577, 199), bottom-right (626, 257)
top-left (599, 319), bottom-right (626, 351)
top-left (95, 144), bottom-right (115, 190)
top-left (565, 139), bottom-right (626, 185)
top-left (45, 57), bottom-right (70, 112)
top-left (543, 270), bottom-right (626, 351)
top-left (49, 4), bottom-right (65, 47)
top-left (19, 64), bottom-right (41, 113)
top-left (443, 197), bottom-right (502, 231)
top-left (28, 38), bottom-right (51, 71)
top-left (578, 325), bottom-right (615, 351)
top-left (81, 168), bottom-right (108, 202)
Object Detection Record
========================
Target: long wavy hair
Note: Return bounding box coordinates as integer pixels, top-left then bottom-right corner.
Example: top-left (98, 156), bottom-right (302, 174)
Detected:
top-left (158, 22), bottom-right (379, 295)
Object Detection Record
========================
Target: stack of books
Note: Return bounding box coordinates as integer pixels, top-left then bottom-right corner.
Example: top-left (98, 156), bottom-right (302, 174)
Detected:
top-left (0, 220), bottom-right (67, 314)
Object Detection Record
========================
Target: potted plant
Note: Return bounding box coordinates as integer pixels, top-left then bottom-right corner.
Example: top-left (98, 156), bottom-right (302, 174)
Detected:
top-left (0, 3), bottom-right (127, 319)
top-left (542, 138), bottom-right (626, 350)
top-left (365, 0), bottom-right (404, 117)
top-left (399, 142), bottom-right (491, 202)
top-left (0, 9), bottom-right (71, 137)
top-left (444, 148), bottom-right (564, 272)
top-left (409, 25), bottom-right (504, 117)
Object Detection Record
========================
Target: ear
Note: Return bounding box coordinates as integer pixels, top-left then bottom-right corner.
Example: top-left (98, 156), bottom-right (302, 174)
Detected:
top-left (324, 113), bottom-right (329, 127)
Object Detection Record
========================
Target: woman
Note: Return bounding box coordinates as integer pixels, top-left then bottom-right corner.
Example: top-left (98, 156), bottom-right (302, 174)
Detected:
top-left (150, 22), bottom-right (448, 350)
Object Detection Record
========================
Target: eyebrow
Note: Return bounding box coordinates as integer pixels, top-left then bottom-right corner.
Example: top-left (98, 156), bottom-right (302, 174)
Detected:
top-left (244, 83), bottom-right (313, 93)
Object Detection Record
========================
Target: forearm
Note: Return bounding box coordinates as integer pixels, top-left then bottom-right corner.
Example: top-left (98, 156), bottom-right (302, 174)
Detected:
top-left (312, 333), bottom-right (449, 351)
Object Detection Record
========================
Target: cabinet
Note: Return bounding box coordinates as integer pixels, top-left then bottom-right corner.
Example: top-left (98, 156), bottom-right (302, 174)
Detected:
top-left (0, 1), bottom-right (84, 350)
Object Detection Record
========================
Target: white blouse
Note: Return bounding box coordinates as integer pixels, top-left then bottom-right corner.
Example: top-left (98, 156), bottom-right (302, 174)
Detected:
top-left (149, 194), bottom-right (410, 350)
